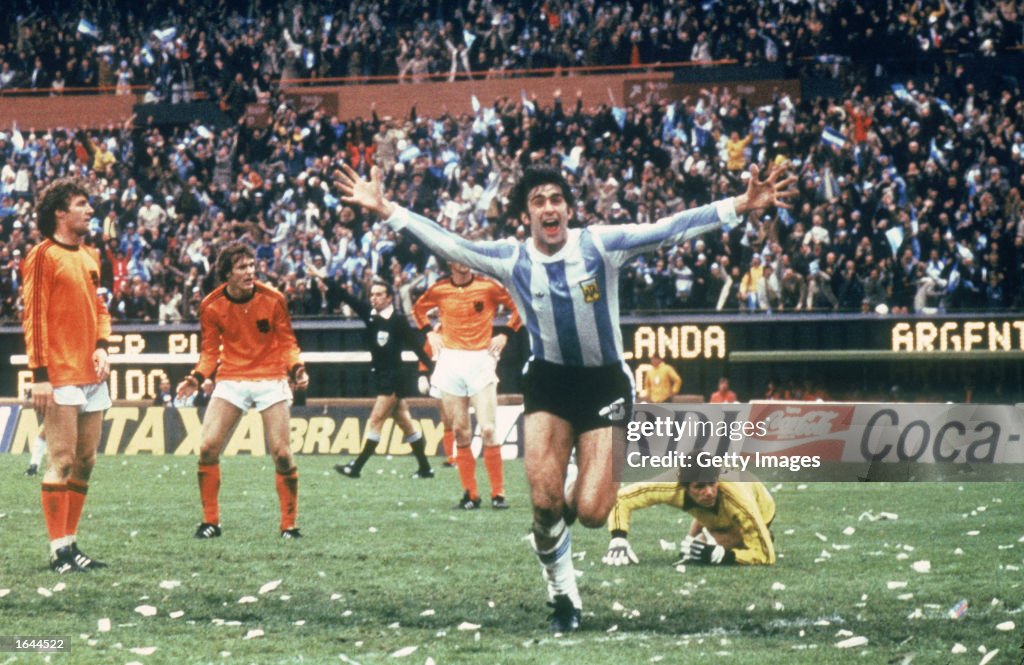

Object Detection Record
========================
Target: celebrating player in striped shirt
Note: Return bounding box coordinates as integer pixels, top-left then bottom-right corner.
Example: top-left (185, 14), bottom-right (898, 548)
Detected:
top-left (23, 177), bottom-right (113, 573)
top-left (177, 242), bottom-right (308, 540)
top-left (336, 161), bottom-right (795, 632)
top-left (413, 261), bottom-right (522, 510)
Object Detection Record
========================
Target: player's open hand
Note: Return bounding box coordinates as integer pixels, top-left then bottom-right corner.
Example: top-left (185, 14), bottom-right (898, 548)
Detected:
top-left (488, 333), bottom-right (508, 358)
top-left (334, 163), bottom-right (394, 218)
top-left (734, 163), bottom-right (798, 216)
top-left (602, 537), bottom-right (640, 566)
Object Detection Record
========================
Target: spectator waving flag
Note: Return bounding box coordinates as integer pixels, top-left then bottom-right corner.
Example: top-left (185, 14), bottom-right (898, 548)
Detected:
top-left (611, 107), bottom-right (627, 130)
top-left (821, 126), bottom-right (847, 149)
top-left (520, 90), bottom-right (536, 116)
top-left (152, 27), bottom-right (177, 45)
top-left (463, 29), bottom-right (477, 51)
top-left (77, 18), bottom-right (101, 39)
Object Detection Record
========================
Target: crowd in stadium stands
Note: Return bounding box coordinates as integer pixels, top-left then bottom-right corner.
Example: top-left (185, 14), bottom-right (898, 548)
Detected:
top-left (1, 0), bottom-right (1023, 96)
top-left (0, 4), bottom-right (1023, 322)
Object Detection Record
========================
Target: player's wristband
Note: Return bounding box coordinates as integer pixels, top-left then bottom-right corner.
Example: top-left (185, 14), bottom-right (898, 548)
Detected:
top-left (95, 339), bottom-right (110, 351)
top-left (493, 325), bottom-right (516, 338)
top-left (289, 364), bottom-right (305, 382)
top-left (610, 529), bottom-right (628, 539)
top-left (32, 367), bottom-right (49, 382)
top-left (190, 372), bottom-right (205, 385)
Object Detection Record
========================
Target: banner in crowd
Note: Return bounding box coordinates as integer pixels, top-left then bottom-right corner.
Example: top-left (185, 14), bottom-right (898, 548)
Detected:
top-left (0, 404), bottom-right (526, 459)
top-left (618, 402), bottom-right (1024, 483)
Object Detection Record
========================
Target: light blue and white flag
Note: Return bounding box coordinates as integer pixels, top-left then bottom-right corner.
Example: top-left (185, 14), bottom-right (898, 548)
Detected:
top-left (820, 126), bottom-right (847, 149)
top-left (152, 27), bottom-right (177, 44)
top-left (77, 18), bottom-right (101, 39)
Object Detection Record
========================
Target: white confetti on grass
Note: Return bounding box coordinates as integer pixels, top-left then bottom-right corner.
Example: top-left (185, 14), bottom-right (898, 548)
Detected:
top-left (842, 527), bottom-right (856, 536)
top-left (243, 629), bottom-right (264, 640)
top-left (98, 618), bottom-right (112, 632)
top-left (258, 580), bottom-right (282, 595)
top-left (912, 560), bottom-right (931, 573)
top-left (996, 621), bottom-right (1015, 631)
top-left (293, 620), bottom-right (305, 626)
top-left (52, 582), bottom-right (66, 592)
top-left (168, 611), bottom-right (184, 619)
top-left (659, 539), bottom-right (676, 551)
top-left (814, 532), bottom-right (828, 542)
top-left (835, 636), bottom-right (868, 648)
top-left (238, 596), bottom-right (258, 604)
top-left (129, 647), bottom-right (157, 656)
top-left (887, 581), bottom-right (908, 589)
top-left (951, 643), bottom-right (967, 654)
top-left (457, 622), bottom-right (481, 631)
top-left (390, 645), bottom-right (418, 657)
top-left (771, 582), bottom-right (786, 591)
top-left (419, 609), bottom-right (435, 616)
top-left (37, 587), bottom-right (53, 597)
top-left (135, 605), bottom-right (157, 617)
top-left (0, 589), bottom-right (9, 598)
top-left (979, 650), bottom-right (999, 665)
top-left (966, 530), bottom-right (981, 536)
top-left (158, 580), bottom-right (181, 590)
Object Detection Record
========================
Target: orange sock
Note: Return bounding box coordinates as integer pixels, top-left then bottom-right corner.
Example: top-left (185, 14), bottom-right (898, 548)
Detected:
top-left (456, 446), bottom-right (478, 501)
top-left (275, 467), bottom-right (299, 531)
top-left (65, 478), bottom-right (89, 538)
top-left (197, 462), bottom-right (221, 525)
top-left (41, 483), bottom-right (68, 543)
top-left (483, 445), bottom-right (504, 498)
top-left (442, 429), bottom-right (456, 464)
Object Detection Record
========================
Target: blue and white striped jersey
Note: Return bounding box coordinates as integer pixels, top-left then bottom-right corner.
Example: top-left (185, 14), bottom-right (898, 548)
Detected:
top-left (387, 200), bottom-right (738, 367)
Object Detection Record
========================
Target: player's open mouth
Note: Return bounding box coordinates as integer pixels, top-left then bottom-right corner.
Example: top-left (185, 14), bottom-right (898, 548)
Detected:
top-left (541, 219), bottom-right (560, 233)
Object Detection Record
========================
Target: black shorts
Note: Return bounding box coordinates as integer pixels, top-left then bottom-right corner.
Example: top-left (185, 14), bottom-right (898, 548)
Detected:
top-left (371, 368), bottom-right (411, 398)
top-left (523, 359), bottom-right (634, 434)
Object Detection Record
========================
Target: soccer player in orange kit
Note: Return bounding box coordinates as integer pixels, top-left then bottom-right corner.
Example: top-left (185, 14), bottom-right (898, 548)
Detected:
top-left (177, 242), bottom-right (308, 539)
top-left (23, 177), bottom-right (113, 573)
top-left (413, 261), bottom-right (521, 509)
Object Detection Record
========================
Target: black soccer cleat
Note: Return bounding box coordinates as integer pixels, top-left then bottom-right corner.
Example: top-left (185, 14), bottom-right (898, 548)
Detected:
top-left (24, 464), bottom-right (38, 477)
top-left (194, 522), bottom-right (222, 539)
top-left (335, 463), bottom-right (360, 478)
top-left (70, 543), bottom-right (107, 569)
top-left (442, 461), bottom-right (456, 468)
top-left (410, 468), bottom-right (435, 479)
top-left (281, 528), bottom-right (303, 539)
top-left (49, 546), bottom-right (86, 574)
top-left (547, 594), bottom-right (581, 633)
top-left (491, 495), bottom-right (510, 510)
top-left (453, 491), bottom-right (481, 510)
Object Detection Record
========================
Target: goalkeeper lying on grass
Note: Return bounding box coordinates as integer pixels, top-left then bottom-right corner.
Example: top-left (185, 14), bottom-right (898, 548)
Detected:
top-left (603, 467), bottom-right (776, 567)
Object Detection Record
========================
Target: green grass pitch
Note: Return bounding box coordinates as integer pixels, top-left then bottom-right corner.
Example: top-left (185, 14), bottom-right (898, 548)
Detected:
top-left (0, 455), bottom-right (1021, 664)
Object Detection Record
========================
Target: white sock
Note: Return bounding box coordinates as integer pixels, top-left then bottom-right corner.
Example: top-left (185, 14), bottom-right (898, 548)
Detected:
top-left (30, 436), bottom-right (46, 467)
top-left (530, 521), bottom-right (581, 609)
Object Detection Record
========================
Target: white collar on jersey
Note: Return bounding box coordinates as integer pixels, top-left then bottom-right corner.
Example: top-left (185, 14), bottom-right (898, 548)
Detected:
top-left (527, 228), bottom-right (582, 263)
top-left (373, 304), bottom-right (395, 319)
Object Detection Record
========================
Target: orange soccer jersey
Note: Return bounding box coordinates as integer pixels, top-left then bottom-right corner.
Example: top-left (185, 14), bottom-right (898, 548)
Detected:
top-left (412, 275), bottom-right (522, 351)
top-left (192, 281), bottom-right (302, 382)
top-left (22, 239), bottom-right (112, 387)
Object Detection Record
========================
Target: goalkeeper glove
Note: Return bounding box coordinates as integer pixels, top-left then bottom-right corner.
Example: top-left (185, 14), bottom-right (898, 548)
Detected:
top-left (685, 540), bottom-right (734, 565)
top-left (602, 537), bottom-right (639, 566)
top-left (673, 534), bottom-right (696, 566)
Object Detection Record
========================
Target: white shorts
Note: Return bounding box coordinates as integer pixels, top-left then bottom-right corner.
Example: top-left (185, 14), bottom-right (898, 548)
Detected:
top-left (212, 379), bottom-right (292, 412)
top-left (53, 382), bottom-right (112, 413)
top-left (431, 348), bottom-right (498, 398)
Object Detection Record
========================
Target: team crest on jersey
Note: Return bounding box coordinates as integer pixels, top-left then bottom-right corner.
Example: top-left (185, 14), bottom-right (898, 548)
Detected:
top-left (579, 278), bottom-right (601, 303)
top-left (474, 301), bottom-right (484, 312)
top-left (256, 319), bottom-right (270, 333)
top-left (376, 331), bottom-right (390, 347)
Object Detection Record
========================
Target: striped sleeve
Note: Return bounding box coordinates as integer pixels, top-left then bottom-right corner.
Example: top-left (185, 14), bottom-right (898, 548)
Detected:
top-left (607, 482), bottom-right (685, 536)
top-left (193, 295), bottom-right (223, 381)
top-left (386, 207), bottom-right (517, 281)
top-left (720, 484), bottom-right (776, 565)
top-left (21, 244), bottom-right (52, 378)
top-left (592, 199), bottom-right (739, 266)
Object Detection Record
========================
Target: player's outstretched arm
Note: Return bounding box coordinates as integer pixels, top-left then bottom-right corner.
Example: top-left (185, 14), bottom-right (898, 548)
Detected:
top-left (732, 163), bottom-right (798, 216)
top-left (334, 164), bottom-right (394, 219)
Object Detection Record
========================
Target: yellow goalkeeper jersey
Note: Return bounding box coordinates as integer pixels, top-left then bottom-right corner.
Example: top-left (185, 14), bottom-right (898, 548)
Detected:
top-left (607, 481), bottom-right (776, 565)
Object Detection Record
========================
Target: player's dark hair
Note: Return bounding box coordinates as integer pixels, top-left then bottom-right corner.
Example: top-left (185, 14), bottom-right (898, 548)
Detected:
top-left (216, 242), bottom-right (255, 283)
top-left (35, 177), bottom-right (90, 240)
top-left (510, 166), bottom-right (574, 221)
top-left (677, 466), bottom-right (721, 487)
